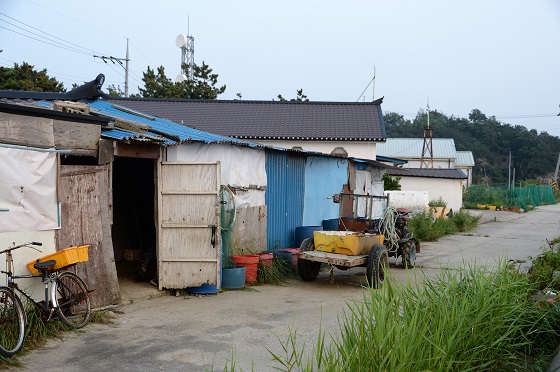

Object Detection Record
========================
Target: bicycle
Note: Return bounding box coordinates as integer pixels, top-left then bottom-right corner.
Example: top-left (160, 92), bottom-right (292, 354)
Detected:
top-left (0, 241), bottom-right (93, 356)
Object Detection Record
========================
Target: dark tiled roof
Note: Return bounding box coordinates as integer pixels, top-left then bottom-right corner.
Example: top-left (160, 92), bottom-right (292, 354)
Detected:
top-left (105, 97), bottom-right (386, 141)
top-left (386, 168), bottom-right (467, 179)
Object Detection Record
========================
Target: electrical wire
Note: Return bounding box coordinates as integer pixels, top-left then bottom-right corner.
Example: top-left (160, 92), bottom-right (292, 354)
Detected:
top-left (0, 13), bottom-right (103, 56)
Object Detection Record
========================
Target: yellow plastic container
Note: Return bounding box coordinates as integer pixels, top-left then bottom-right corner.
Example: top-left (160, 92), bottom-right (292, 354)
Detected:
top-left (27, 245), bottom-right (89, 274)
top-left (313, 231), bottom-right (384, 256)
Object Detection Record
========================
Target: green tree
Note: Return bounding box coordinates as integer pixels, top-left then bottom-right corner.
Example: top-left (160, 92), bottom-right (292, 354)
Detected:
top-left (383, 108), bottom-right (560, 185)
top-left (138, 62), bottom-right (226, 99)
top-left (276, 89), bottom-right (309, 101)
top-left (0, 62), bottom-right (65, 92)
top-left (383, 174), bottom-right (401, 191)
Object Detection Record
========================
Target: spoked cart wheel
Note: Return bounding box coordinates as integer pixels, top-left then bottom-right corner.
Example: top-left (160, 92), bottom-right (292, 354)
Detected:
top-left (366, 244), bottom-right (389, 288)
top-left (298, 238), bottom-right (321, 282)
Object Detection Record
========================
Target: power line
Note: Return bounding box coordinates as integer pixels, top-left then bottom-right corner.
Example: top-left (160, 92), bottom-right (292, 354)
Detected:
top-left (0, 13), bottom-right (103, 56)
top-left (23, 0), bottom-right (126, 40)
top-left (0, 24), bottom-right (92, 56)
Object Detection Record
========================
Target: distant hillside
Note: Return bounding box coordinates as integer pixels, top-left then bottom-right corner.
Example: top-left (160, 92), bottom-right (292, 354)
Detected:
top-left (383, 109), bottom-right (560, 185)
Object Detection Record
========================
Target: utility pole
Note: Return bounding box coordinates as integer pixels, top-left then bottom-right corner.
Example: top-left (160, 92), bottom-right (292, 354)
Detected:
top-left (554, 153), bottom-right (560, 184)
top-left (125, 38), bottom-right (129, 97)
top-left (508, 151), bottom-right (511, 190)
top-left (94, 38), bottom-right (130, 97)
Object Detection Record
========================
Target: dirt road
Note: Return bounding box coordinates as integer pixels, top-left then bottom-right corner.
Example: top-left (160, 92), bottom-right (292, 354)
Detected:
top-left (18, 205), bottom-right (560, 371)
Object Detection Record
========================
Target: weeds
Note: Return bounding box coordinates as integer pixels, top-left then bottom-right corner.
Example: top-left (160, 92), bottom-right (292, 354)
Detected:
top-left (528, 239), bottom-right (560, 291)
top-left (409, 209), bottom-right (480, 242)
top-left (265, 261), bottom-right (560, 371)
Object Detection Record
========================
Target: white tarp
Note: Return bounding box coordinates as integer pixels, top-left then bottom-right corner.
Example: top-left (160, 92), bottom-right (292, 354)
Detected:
top-left (172, 143), bottom-right (267, 207)
top-left (174, 143), bottom-right (266, 187)
top-left (356, 170), bottom-right (384, 219)
top-left (0, 147), bottom-right (59, 232)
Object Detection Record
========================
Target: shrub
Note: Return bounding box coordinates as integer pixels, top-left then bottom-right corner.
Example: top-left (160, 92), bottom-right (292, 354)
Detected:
top-left (528, 238), bottom-right (560, 291)
top-left (409, 210), bottom-right (479, 242)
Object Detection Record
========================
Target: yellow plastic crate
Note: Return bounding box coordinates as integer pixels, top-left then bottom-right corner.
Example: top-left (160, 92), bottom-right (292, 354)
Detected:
top-left (27, 245), bottom-right (89, 274)
top-left (313, 231), bottom-right (384, 256)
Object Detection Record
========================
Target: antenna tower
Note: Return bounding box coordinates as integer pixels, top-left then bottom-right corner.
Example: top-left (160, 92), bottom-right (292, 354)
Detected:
top-left (175, 19), bottom-right (195, 82)
top-left (420, 98), bottom-right (434, 168)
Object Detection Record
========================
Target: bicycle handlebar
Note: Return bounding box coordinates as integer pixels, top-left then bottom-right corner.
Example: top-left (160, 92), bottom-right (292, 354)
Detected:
top-left (0, 241), bottom-right (43, 255)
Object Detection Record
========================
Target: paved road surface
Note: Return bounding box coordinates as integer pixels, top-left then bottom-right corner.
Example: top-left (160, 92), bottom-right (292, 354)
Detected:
top-left (17, 204), bottom-right (560, 371)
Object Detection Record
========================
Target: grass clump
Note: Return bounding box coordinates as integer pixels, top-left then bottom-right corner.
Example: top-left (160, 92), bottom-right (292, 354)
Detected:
top-left (256, 254), bottom-right (295, 285)
top-left (528, 238), bottom-right (560, 291)
top-left (409, 209), bottom-right (480, 242)
top-left (267, 261), bottom-right (560, 371)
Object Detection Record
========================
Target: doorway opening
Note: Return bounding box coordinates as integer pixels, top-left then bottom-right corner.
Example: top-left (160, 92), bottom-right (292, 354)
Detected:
top-left (111, 157), bottom-right (157, 297)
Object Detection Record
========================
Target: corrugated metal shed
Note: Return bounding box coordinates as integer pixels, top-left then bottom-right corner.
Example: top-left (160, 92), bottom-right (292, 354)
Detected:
top-left (265, 150), bottom-right (305, 249)
top-left (376, 138), bottom-right (457, 160)
top-left (456, 151), bottom-right (475, 166)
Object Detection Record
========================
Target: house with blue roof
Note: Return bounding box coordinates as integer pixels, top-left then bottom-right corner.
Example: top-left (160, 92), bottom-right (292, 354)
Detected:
top-left (0, 74), bottom-right (389, 304)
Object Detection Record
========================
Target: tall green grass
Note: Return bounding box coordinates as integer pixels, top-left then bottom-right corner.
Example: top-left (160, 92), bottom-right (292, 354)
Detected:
top-left (267, 261), bottom-right (560, 371)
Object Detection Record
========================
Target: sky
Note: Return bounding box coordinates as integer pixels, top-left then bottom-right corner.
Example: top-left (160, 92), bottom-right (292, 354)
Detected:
top-left (1, 0), bottom-right (560, 136)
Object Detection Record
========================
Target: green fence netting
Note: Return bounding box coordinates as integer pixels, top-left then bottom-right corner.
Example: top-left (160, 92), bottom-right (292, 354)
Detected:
top-left (464, 183), bottom-right (557, 210)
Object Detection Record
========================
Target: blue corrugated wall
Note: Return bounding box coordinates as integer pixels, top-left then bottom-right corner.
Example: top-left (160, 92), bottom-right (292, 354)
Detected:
top-left (303, 157), bottom-right (348, 225)
top-left (265, 150), bottom-right (305, 250)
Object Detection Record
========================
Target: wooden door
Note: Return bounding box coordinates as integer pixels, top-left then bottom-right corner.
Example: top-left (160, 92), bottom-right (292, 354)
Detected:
top-left (157, 162), bottom-right (221, 290)
top-left (57, 165), bottom-right (120, 307)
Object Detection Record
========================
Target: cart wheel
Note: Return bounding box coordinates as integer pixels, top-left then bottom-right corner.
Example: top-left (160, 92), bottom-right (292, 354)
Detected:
top-left (298, 238), bottom-right (321, 282)
top-left (366, 244), bottom-right (388, 288)
top-left (402, 240), bottom-right (416, 269)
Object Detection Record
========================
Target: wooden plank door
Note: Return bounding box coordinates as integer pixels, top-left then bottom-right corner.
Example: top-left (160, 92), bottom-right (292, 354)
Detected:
top-left (57, 165), bottom-right (120, 308)
top-left (157, 161), bottom-right (221, 290)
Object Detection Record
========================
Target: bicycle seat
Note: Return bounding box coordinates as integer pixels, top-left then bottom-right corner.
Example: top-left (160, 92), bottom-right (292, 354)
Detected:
top-left (34, 260), bottom-right (56, 271)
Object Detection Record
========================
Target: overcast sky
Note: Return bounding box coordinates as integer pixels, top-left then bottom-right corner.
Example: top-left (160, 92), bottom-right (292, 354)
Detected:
top-left (1, 0), bottom-right (560, 136)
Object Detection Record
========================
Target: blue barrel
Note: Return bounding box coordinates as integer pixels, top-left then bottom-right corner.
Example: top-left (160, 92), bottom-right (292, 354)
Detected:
top-left (322, 219), bottom-right (339, 231)
top-left (295, 225), bottom-right (322, 247)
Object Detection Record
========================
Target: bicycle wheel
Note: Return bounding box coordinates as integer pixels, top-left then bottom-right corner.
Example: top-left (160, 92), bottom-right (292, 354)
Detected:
top-left (0, 287), bottom-right (25, 356)
top-left (54, 272), bottom-right (91, 328)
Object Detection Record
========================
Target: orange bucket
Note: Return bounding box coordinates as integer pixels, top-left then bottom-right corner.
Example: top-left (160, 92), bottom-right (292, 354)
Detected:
top-left (231, 254), bottom-right (259, 284)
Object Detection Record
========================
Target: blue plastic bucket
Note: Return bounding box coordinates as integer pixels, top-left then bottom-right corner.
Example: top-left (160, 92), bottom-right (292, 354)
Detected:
top-left (221, 266), bottom-right (246, 290)
top-left (294, 225), bottom-right (322, 247)
top-left (322, 218), bottom-right (339, 231)
top-left (186, 283), bottom-right (219, 295)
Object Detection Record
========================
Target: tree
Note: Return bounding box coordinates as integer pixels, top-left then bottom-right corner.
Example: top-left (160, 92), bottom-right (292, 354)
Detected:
top-left (276, 89), bottom-right (309, 101)
top-left (383, 108), bottom-right (560, 185)
top-left (138, 62), bottom-right (226, 99)
top-left (0, 62), bottom-right (65, 92)
top-left (383, 174), bottom-right (401, 191)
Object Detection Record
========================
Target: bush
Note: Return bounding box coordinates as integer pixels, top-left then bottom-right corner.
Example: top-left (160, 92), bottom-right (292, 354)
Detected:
top-left (408, 210), bottom-right (479, 242)
top-left (528, 238), bottom-right (560, 291)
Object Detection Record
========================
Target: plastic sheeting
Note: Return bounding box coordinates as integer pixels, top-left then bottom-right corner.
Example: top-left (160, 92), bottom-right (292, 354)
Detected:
top-left (0, 147), bottom-right (59, 232)
top-left (356, 170), bottom-right (384, 219)
top-left (174, 143), bottom-right (266, 187)
top-left (172, 143), bottom-right (266, 207)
